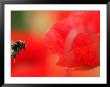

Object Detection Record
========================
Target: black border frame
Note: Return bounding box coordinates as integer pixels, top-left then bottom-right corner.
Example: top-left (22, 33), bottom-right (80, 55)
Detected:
top-left (0, 0), bottom-right (109, 87)
top-left (0, 2), bottom-right (4, 87)
top-left (107, 1), bottom-right (110, 86)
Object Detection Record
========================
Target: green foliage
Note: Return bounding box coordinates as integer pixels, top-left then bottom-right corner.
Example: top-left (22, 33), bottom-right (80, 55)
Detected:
top-left (11, 11), bottom-right (26, 30)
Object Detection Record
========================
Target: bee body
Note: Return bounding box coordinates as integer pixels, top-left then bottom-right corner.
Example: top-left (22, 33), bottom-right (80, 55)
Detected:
top-left (11, 40), bottom-right (26, 58)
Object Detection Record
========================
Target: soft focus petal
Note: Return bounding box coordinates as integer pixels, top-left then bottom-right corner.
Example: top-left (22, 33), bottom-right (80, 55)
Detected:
top-left (43, 11), bottom-right (100, 68)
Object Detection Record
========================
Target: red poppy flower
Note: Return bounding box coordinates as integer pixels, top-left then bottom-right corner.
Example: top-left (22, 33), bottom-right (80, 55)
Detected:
top-left (48, 11), bottom-right (72, 20)
top-left (43, 11), bottom-right (100, 68)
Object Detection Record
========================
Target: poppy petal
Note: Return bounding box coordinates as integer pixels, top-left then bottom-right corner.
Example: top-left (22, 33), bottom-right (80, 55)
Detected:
top-left (43, 11), bottom-right (100, 68)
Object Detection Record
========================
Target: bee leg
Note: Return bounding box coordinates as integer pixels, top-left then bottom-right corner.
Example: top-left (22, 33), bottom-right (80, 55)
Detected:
top-left (23, 43), bottom-right (26, 49)
top-left (18, 48), bottom-right (21, 54)
top-left (13, 51), bottom-right (16, 58)
top-left (13, 55), bottom-right (16, 63)
top-left (16, 47), bottom-right (19, 54)
top-left (17, 49), bottom-right (19, 54)
top-left (14, 54), bottom-right (16, 58)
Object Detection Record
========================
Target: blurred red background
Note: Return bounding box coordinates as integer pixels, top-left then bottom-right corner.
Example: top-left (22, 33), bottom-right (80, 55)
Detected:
top-left (11, 11), bottom-right (100, 77)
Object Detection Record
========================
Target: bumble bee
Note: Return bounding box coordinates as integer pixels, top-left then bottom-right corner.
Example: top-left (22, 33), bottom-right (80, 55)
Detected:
top-left (11, 40), bottom-right (26, 59)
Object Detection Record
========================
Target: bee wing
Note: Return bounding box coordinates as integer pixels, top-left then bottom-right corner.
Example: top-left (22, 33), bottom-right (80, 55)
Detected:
top-left (11, 49), bottom-right (14, 55)
top-left (11, 41), bottom-right (14, 45)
